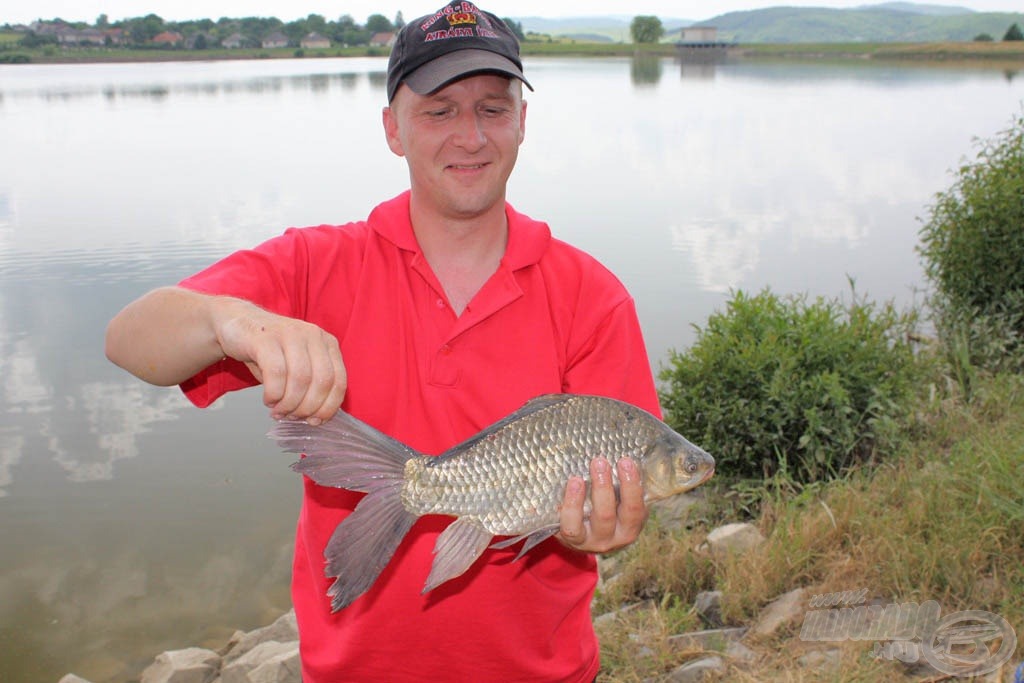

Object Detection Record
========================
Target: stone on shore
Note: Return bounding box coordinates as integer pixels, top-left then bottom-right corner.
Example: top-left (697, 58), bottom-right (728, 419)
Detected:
top-left (704, 522), bottom-right (765, 553)
top-left (221, 641), bottom-right (299, 683)
top-left (751, 588), bottom-right (806, 639)
top-left (140, 648), bottom-right (220, 683)
top-left (222, 610), bottom-right (299, 664)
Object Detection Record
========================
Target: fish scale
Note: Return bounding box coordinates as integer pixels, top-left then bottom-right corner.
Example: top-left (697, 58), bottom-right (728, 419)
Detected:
top-left (404, 397), bottom-right (658, 532)
top-left (271, 393), bottom-right (714, 611)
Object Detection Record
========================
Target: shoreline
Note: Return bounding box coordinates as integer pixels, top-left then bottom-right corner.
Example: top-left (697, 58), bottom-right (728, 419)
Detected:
top-left (3, 41), bottom-right (1024, 66)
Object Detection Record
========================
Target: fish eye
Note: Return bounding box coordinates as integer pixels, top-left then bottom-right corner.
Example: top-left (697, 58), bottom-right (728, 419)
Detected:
top-left (685, 459), bottom-right (698, 474)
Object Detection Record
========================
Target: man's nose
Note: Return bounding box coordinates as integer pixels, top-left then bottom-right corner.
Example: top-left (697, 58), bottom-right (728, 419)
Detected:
top-left (451, 109), bottom-right (486, 151)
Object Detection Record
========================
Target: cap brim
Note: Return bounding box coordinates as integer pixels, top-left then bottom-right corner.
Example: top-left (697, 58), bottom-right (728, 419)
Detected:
top-left (404, 48), bottom-right (533, 96)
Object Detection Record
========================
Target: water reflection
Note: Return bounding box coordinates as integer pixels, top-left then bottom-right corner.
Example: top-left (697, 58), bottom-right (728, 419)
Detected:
top-left (630, 53), bottom-right (663, 86)
top-left (0, 59), bottom-right (389, 104)
top-left (7, 71), bottom-right (384, 103)
top-left (2, 56), bottom-right (1023, 683)
top-left (0, 427), bottom-right (22, 498)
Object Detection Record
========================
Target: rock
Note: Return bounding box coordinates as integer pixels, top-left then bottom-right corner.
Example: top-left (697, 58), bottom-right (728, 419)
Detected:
top-left (668, 627), bottom-right (747, 652)
top-left (724, 640), bottom-right (757, 664)
top-left (593, 599), bottom-right (656, 629)
top-left (694, 590), bottom-right (723, 628)
top-left (223, 609), bottom-right (298, 663)
top-left (59, 676), bottom-right (95, 683)
top-left (140, 648), bottom-right (220, 683)
top-left (751, 588), bottom-right (806, 639)
top-left (663, 655), bottom-right (725, 682)
top-left (246, 646), bottom-right (301, 683)
top-left (705, 523), bottom-right (765, 553)
top-left (221, 641), bottom-right (298, 683)
top-left (797, 648), bottom-right (841, 670)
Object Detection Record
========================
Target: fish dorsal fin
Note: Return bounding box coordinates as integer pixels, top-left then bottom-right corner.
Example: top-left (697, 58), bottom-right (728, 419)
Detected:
top-left (437, 394), bottom-right (574, 460)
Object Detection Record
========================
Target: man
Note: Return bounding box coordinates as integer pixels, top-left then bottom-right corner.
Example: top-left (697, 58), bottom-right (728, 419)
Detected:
top-left (106, 3), bottom-right (660, 681)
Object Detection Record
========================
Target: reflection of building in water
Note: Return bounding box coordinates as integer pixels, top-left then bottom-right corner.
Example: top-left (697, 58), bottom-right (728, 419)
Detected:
top-left (680, 63), bottom-right (719, 80)
top-left (676, 26), bottom-right (733, 78)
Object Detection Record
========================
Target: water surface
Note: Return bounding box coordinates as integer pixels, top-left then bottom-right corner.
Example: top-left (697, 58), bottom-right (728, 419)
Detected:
top-left (1, 55), bottom-right (1021, 682)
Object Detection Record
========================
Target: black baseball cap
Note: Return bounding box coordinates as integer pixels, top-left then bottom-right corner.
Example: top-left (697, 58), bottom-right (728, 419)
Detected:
top-left (386, 1), bottom-right (533, 102)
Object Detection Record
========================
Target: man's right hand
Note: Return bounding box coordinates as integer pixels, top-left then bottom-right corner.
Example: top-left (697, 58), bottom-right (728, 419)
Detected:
top-left (106, 286), bottom-right (347, 425)
top-left (217, 305), bottom-right (346, 425)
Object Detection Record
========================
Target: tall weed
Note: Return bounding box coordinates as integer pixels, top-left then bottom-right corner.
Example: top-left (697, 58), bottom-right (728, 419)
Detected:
top-left (918, 111), bottom-right (1024, 382)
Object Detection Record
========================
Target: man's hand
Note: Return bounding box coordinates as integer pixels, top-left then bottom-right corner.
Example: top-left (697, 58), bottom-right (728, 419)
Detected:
top-left (557, 457), bottom-right (647, 554)
top-left (106, 287), bottom-right (347, 425)
top-left (217, 305), bottom-right (347, 426)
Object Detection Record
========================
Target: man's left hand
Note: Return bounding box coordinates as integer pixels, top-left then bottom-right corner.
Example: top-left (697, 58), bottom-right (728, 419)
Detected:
top-left (557, 457), bottom-right (647, 554)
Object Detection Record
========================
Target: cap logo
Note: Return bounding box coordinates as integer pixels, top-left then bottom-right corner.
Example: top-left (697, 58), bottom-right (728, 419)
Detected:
top-left (448, 12), bottom-right (477, 26)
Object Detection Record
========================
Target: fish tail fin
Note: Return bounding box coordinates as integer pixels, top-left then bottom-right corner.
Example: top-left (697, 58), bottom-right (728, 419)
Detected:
top-left (324, 481), bottom-right (417, 611)
top-left (269, 412), bottom-right (422, 611)
top-left (270, 411), bottom-right (420, 492)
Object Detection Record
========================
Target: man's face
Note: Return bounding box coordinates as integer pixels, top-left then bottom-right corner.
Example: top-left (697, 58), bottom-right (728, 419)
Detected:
top-left (383, 74), bottom-right (527, 222)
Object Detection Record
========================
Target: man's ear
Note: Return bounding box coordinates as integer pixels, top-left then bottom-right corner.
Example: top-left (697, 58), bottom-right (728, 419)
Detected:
top-left (519, 98), bottom-right (527, 145)
top-left (382, 105), bottom-right (405, 157)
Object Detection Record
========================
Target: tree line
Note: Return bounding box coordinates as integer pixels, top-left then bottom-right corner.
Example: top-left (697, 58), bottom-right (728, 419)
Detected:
top-left (17, 13), bottom-right (404, 48)
top-left (11, 12), bottom-right (527, 50)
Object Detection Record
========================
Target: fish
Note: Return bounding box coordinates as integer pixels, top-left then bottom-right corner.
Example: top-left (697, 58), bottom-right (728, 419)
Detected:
top-left (269, 393), bottom-right (715, 611)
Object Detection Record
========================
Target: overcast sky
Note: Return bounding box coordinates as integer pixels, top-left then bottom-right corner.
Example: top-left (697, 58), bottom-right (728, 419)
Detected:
top-left (4, 1), bottom-right (1022, 26)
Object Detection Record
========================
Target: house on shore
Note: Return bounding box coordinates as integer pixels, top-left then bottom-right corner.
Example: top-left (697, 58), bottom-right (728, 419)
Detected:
top-left (680, 26), bottom-right (719, 44)
top-left (370, 32), bottom-right (396, 48)
top-left (301, 32), bottom-right (330, 49)
top-left (152, 31), bottom-right (184, 47)
top-left (221, 32), bottom-right (246, 48)
top-left (262, 31), bottom-right (289, 49)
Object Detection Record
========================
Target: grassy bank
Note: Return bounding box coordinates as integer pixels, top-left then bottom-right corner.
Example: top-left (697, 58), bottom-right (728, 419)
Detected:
top-left (735, 40), bottom-right (1024, 61)
top-left (3, 37), bottom-right (1023, 65)
top-left (594, 372), bottom-right (1024, 681)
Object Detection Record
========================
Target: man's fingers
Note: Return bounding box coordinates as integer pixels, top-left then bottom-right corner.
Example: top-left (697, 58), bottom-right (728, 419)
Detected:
top-left (220, 311), bottom-right (346, 423)
top-left (616, 457), bottom-right (647, 538)
top-left (557, 457), bottom-right (648, 554)
top-left (558, 476), bottom-right (587, 545)
top-left (587, 457), bottom-right (618, 542)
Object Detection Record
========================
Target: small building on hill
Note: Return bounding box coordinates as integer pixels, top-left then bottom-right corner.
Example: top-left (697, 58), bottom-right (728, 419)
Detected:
top-left (301, 32), bottom-right (331, 49)
top-left (370, 32), bottom-right (396, 47)
top-left (152, 31), bottom-right (184, 47)
top-left (222, 32), bottom-right (246, 48)
top-left (262, 31), bottom-right (289, 49)
top-left (681, 26), bottom-right (719, 44)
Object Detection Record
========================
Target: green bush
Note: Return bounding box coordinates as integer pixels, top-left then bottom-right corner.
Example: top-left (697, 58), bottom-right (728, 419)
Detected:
top-left (658, 288), bottom-right (921, 484)
top-left (917, 113), bottom-right (1024, 375)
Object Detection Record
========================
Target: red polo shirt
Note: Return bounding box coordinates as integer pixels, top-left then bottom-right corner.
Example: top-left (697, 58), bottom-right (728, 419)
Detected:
top-left (179, 192), bottom-right (659, 682)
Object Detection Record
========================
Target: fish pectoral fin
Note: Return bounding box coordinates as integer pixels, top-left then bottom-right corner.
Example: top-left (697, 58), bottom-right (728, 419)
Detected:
top-left (424, 518), bottom-right (493, 594)
top-left (490, 525), bottom-right (560, 561)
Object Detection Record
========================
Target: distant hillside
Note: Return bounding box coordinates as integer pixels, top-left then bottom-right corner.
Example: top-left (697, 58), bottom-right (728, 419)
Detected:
top-left (701, 7), bottom-right (1024, 42)
top-left (519, 15), bottom-right (691, 43)
top-left (517, 4), bottom-right (1022, 44)
top-left (858, 2), bottom-right (975, 16)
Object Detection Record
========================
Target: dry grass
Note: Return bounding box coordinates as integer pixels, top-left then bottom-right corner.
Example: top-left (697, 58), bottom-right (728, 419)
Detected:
top-left (596, 374), bottom-right (1024, 681)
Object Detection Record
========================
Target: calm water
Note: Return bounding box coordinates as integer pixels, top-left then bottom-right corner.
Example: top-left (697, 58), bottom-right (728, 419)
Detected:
top-left (1, 54), bottom-right (1021, 681)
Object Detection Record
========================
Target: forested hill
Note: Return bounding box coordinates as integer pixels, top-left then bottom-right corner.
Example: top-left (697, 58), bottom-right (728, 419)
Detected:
top-left (518, 4), bottom-right (1024, 44)
top-left (683, 6), bottom-right (1024, 43)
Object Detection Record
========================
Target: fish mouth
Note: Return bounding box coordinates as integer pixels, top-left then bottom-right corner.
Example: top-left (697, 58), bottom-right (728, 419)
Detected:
top-left (687, 466), bottom-right (715, 490)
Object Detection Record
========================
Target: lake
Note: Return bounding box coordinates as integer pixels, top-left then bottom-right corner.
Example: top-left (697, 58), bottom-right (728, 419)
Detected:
top-left (1, 54), bottom-right (1021, 682)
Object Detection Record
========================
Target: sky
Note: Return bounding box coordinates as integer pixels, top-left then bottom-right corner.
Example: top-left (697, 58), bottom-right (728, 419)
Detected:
top-left (4, 0), bottom-right (1023, 26)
